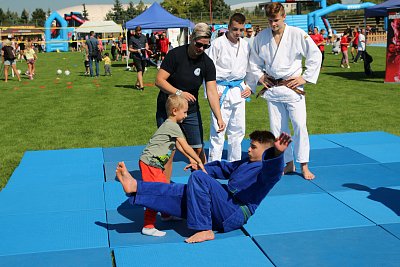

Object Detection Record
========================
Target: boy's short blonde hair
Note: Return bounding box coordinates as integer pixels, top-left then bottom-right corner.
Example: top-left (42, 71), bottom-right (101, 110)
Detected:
top-left (166, 95), bottom-right (188, 116)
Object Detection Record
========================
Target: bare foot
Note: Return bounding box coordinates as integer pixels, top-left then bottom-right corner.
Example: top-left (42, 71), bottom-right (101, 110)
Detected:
top-left (283, 160), bottom-right (296, 174)
top-left (185, 230), bottom-right (215, 244)
top-left (301, 163), bottom-right (315, 180)
top-left (115, 161), bottom-right (138, 193)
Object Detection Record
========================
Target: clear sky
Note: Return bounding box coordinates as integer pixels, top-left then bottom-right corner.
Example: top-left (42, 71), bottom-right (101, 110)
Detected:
top-left (1, 0), bottom-right (244, 14)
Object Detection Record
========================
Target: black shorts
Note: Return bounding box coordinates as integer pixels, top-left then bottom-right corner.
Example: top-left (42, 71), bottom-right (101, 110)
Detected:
top-left (352, 43), bottom-right (358, 49)
top-left (133, 57), bottom-right (146, 72)
top-left (84, 60), bottom-right (89, 67)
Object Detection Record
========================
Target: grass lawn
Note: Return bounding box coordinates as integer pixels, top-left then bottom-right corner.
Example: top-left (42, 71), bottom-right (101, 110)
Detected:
top-left (0, 46), bottom-right (399, 189)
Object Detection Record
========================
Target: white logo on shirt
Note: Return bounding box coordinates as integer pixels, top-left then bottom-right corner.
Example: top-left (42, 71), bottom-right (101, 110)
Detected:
top-left (194, 68), bottom-right (201, 76)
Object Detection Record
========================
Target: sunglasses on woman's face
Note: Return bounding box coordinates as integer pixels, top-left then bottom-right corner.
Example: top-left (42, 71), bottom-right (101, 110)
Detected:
top-left (194, 41), bottom-right (211, 49)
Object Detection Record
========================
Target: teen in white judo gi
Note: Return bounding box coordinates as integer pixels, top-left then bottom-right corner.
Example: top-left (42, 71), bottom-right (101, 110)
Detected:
top-left (247, 2), bottom-right (322, 179)
top-left (206, 13), bottom-right (252, 162)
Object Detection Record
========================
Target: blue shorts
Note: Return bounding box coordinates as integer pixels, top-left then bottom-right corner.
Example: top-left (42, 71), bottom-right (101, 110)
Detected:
top-left (156, 110), bottom-right (203, 148)
top-left (4, 60), bottom-right (16, 66)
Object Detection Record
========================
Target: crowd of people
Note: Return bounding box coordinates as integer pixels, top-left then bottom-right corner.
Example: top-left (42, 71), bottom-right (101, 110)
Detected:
top-left (1, 36), bottom-right (39, 82)
top-left (309, 25), bottom-right (368, 69)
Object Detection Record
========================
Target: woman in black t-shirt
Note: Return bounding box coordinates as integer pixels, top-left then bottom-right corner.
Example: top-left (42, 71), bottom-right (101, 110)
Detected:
top-left (2, 39), bottom-right (21, 82)
top-left (155, 23), bottom-right (226, 179)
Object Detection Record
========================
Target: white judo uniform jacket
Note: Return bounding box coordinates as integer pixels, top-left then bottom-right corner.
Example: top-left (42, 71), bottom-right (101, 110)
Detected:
top-left (247, 24), bottom-right (322, 103)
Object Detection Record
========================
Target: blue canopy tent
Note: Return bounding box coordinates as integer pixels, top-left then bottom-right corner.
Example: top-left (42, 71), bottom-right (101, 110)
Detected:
top-left (365, 0), bottom-right (400, 17)
top-left (123, 2), bottom-right (194, 69)
top-left (125, 2), bottom-right (194, 30)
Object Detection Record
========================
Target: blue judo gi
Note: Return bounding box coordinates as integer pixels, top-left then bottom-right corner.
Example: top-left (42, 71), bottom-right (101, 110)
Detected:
top-left (129, 147), bottom-right (284, 232)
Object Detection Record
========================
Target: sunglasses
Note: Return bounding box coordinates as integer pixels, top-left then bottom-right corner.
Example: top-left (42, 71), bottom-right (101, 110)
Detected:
top-left (194, 41), bottom-right (211, 49)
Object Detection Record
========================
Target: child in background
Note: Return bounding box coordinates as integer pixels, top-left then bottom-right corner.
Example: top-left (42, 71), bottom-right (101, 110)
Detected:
top-left (24, 41), bottom-right (37, 80)
top-left (83, 43), bottom-right (90, 75)
top-left (102, 52), bottom-right (112, 76)
top-left (138, 95), bottom-right (206, 237)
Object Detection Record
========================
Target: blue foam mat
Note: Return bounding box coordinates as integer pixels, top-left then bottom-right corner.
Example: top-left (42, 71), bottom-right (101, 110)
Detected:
top-left (254, 226), bottom-right (400, 267)
top-left (381, 223), bottom-right (400, 240)
top-left (104, 181), bottom-right (129, 211)
top-left (0, 181), bottom-right (105, 215)
top-left (347, 143), bottom-right (400, 163)
top-left (321, 131), bottom-right (400, 147)
top-left (3, 131), bottom-right (399, 264)
top-left (243, 193), bottom-right (374, 236)
top-left (19, 147), bottom-right (104, 167)
top-left (383, 162), bottom-right (400, 173)
top-left (304, 147), bottom-right (378, 167)
top-left (5, 162), bottom-right (105, 191)
top-left (102, 146), bottom-right (145, 163)
top-left (268, 173), bottom-right (325, 196)
top-left (114, 236), bottom-right (273, 267)
top-left (0, 210), bottom-right (109, 256)
top-left (310, 164), bottom-right (400, 192)
top-left (104, 161), bottom-right (140, 182)
top-left (308, 135), bottom-right (342, 149)
top-left (0, 248), bottom-right (112, 267)
top-left (331, 185), bottom-right (400, 225)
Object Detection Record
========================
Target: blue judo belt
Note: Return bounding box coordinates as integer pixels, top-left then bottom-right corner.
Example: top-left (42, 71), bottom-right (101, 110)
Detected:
top-left (217, 80), bottom-right (250, 106)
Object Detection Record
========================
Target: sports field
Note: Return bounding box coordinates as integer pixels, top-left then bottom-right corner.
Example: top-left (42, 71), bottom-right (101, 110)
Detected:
top-left (0, 46), bottom-right (399, 189)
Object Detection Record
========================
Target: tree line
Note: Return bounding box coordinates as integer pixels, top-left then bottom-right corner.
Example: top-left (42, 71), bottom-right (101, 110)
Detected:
top-left (1, 0), bottom-right (384, 27)
top-left (0, 0), bottom-right (230, 27)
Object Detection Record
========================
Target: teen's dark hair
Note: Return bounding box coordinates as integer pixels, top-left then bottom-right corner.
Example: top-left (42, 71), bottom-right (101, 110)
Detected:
top-left (229, 13), bottom-right (246, 26)
top-left (249, 131), bottom-right (275, 144)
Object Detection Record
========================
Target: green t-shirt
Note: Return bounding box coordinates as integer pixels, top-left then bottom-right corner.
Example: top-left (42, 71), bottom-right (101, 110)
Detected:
top-left (140, 119), bottom-right (185, 169)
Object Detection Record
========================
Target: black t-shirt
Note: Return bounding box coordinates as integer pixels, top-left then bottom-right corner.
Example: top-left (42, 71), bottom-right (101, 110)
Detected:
top-left (129, 34), bottom-right (147, 59)
top-left (19, 42), bottom-right (25, 50)
top-left (157, 45), bottom-right (216, 114)
top-left (2, 46), bottom-right (15, 60)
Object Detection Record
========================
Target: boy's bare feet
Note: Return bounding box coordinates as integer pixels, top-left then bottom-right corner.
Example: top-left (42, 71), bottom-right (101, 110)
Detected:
top-left (283, 160), bottom-right (296, 174)
top-left (301, 163), bottom-right (315, 180)
top-left (115, 161), bottom-right (138, 193)
top-left (185, 230), bottom-right (215, 244)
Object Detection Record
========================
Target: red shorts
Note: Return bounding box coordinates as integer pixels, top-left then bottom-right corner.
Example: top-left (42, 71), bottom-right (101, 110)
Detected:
top-left (139, 160), bottom-right (167, 183)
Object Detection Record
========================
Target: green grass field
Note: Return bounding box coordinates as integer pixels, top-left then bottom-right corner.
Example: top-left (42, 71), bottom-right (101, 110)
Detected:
top-left (0, 46), bottom-right (399, 189)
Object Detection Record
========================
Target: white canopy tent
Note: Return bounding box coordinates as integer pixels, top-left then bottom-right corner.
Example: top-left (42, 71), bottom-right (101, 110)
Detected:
top-left (75, 21), bottom-right (123, 34)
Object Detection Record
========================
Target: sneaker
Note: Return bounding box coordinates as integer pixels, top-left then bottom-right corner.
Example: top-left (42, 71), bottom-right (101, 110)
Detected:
top-left (340, 64), bottom-right (345, 68)
top-left (347, 65), bottom-right (350, 69)
top-left (141, 227), bottom-right (166, 237)
top-left (29, 75), bottom-right (33, 80)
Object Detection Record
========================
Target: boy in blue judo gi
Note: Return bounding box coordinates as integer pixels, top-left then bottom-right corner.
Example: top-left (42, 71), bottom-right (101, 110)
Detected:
top-left (116, 131), bottom-right (291, 243)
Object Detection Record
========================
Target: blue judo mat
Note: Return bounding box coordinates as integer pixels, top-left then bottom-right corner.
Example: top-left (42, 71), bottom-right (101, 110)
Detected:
top-left (1, 131), bottom-right (400, 266)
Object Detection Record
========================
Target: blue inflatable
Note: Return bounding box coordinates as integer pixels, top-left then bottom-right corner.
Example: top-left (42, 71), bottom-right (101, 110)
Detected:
top-left (45, 12), bottom-right (69, 52)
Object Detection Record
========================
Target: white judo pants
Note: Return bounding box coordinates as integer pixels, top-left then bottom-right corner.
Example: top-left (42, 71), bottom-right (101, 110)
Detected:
top-left (267, 98), bottom-right (310, 164)
top-left (209, 100), bottom-right (245, 162)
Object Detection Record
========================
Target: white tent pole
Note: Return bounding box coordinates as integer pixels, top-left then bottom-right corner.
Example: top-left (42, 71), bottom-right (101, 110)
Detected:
top-left (125, 28), bottom-right (129, 70)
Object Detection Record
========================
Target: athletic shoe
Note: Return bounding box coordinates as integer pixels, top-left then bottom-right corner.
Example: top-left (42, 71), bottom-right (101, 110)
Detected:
top-left (141, 227), bottom-right (166, 237)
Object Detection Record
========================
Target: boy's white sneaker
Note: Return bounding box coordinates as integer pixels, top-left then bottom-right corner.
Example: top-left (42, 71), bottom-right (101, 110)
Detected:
top-left (141, 227), bottom-right (166, 237)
